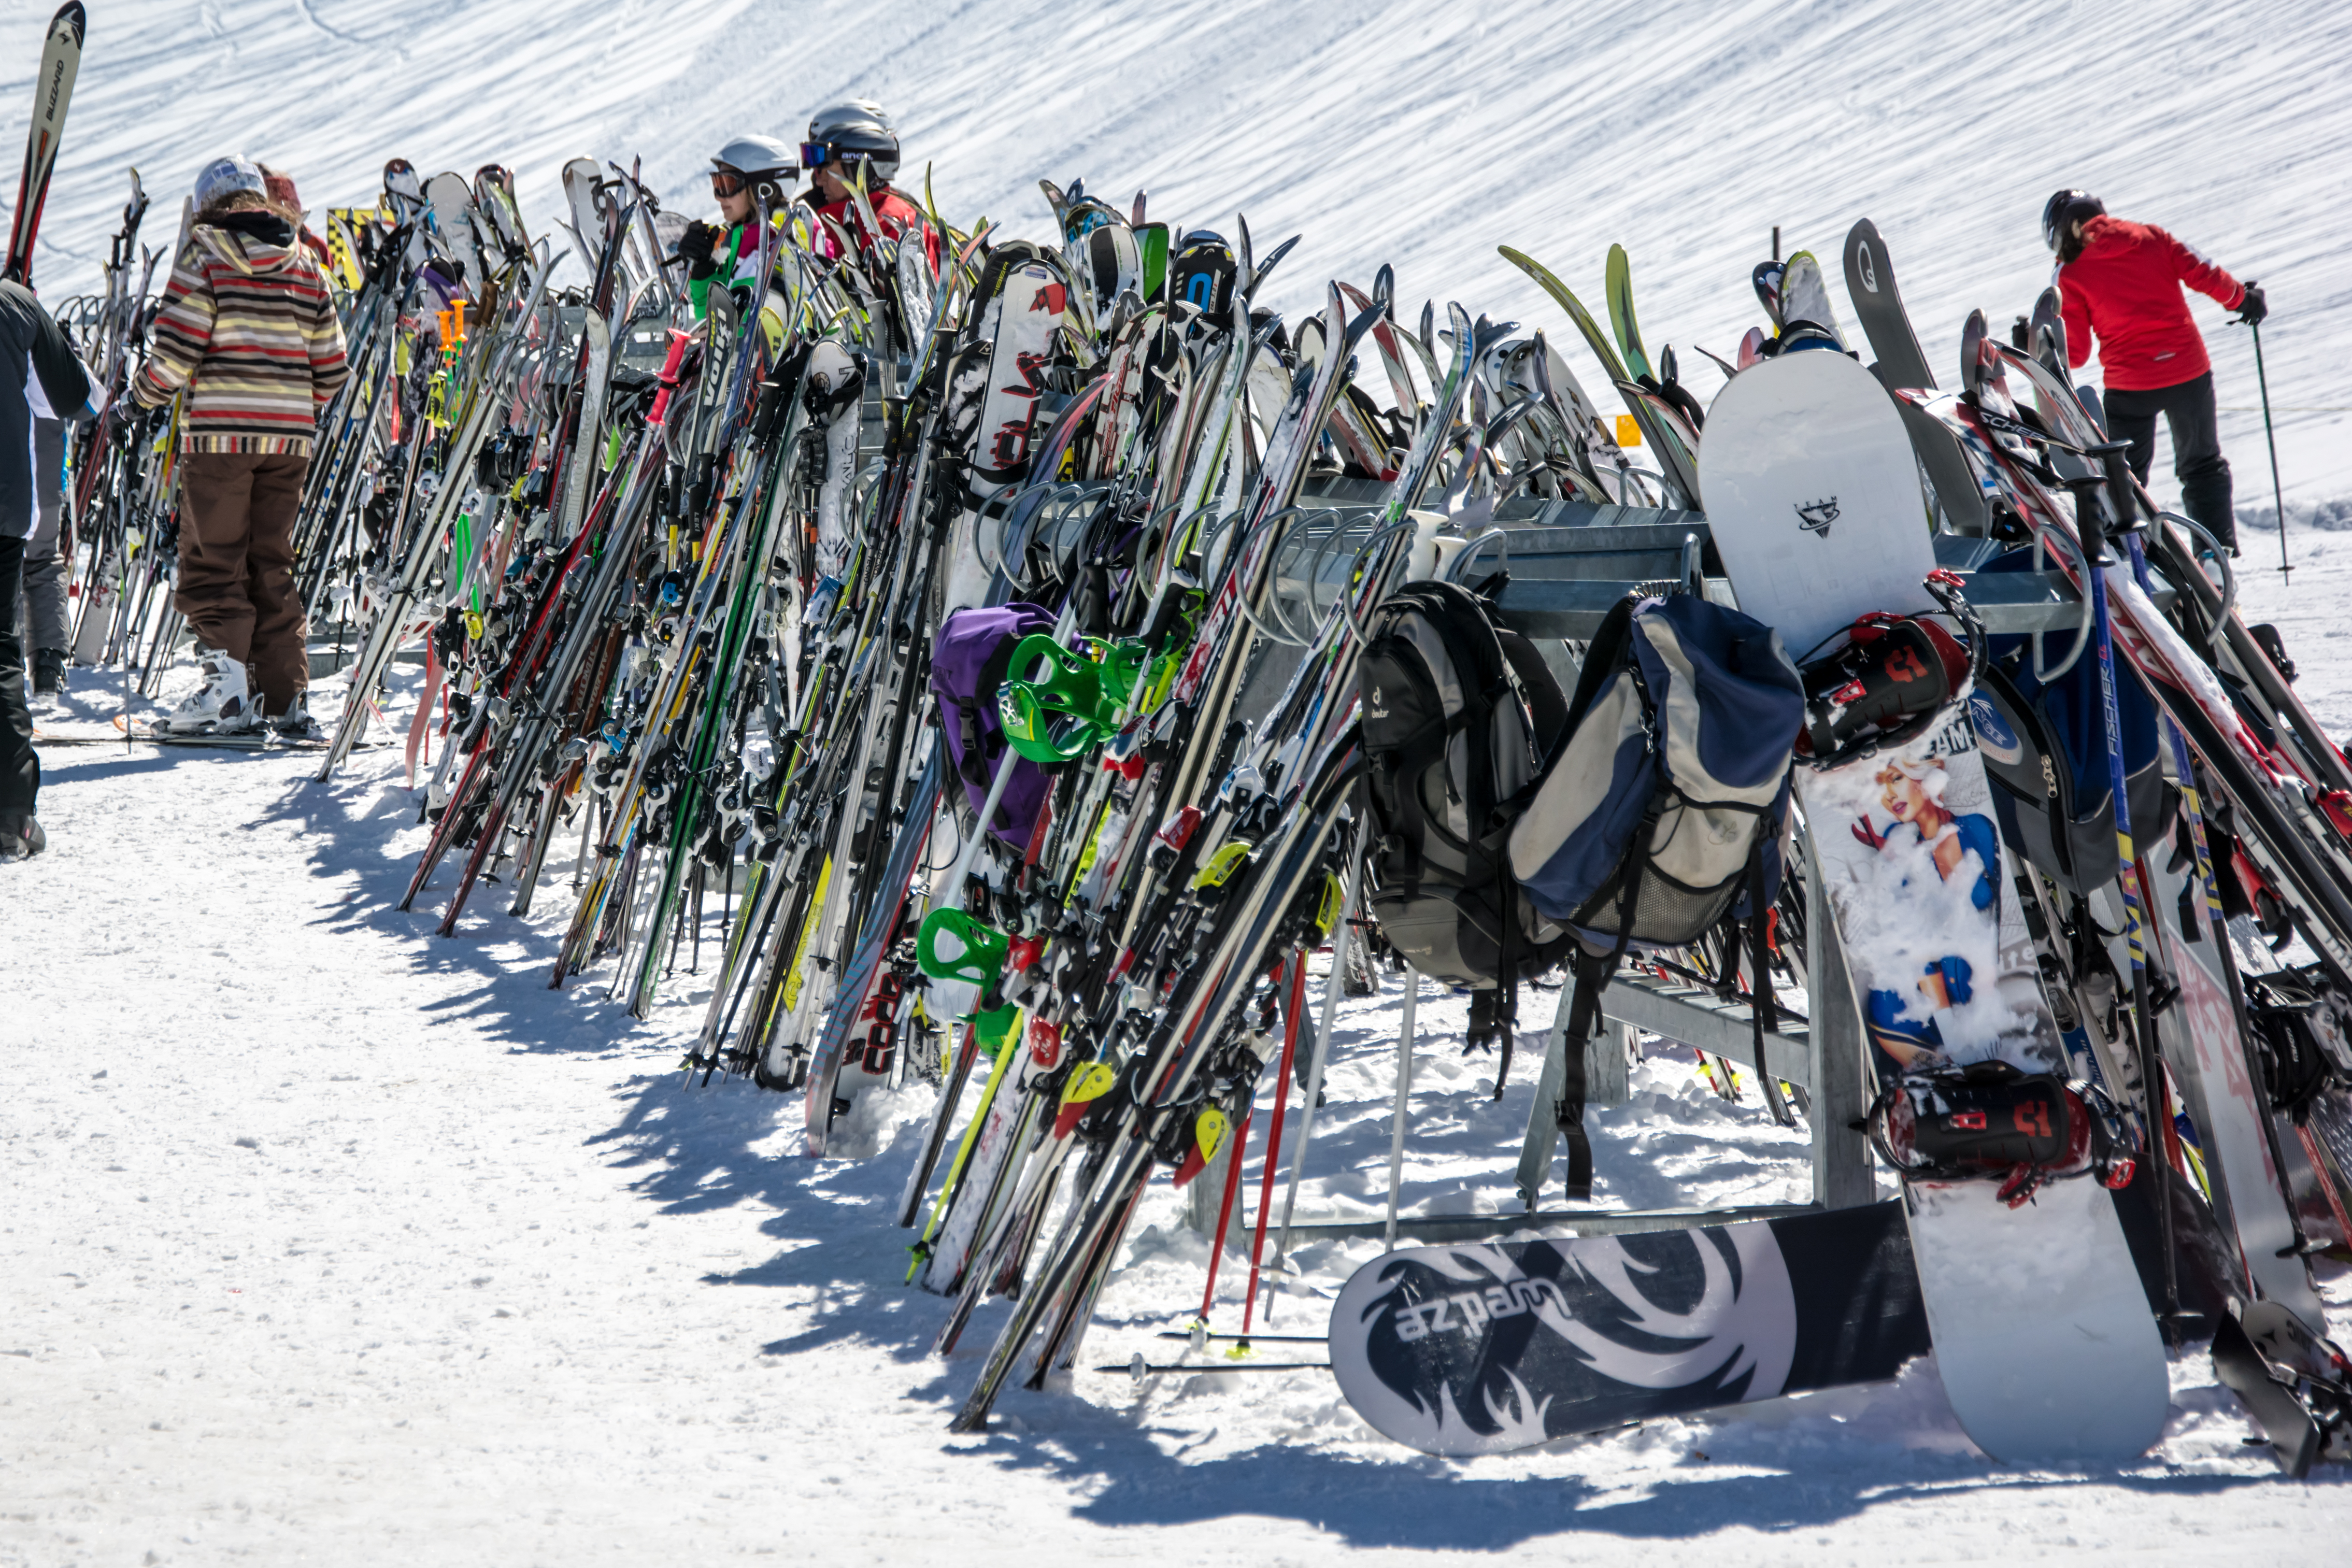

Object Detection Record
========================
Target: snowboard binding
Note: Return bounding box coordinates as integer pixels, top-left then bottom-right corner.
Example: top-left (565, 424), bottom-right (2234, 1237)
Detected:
top-left (1868, 1058), bottom-right (2139, 1208)
top-left (1794, 569), bottom-right (1986, 768)
top-left (2213, 1300), bottom-right (2352, 1477)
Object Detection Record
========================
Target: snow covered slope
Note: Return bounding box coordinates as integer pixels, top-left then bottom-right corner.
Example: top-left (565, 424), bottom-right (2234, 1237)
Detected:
top-left (7, 0), bottom-right (2351, 513)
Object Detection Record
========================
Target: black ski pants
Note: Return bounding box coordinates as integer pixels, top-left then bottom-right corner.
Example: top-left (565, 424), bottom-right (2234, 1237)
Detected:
top-left (2105, 370), bottom-right (2235, 550)
top-left (0, 533), bottom-right (34, 816)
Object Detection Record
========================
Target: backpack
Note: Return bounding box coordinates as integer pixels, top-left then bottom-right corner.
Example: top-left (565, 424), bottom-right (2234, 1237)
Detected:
top-left (1506, 591), bottom-right (1805, 1195)
top-left (1358, 578), bottom-right (1574, 1083)
top-left (1974, 547), bottom-right (2175, 894)
top-left (930, 604), bottom-right (1056, 849)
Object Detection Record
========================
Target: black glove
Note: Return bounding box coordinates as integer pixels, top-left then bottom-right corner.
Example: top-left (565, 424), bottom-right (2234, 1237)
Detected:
top-left (2234, 281), bottom-right (2268, 326)
top-left (678, 220), bottom-right (723, 280)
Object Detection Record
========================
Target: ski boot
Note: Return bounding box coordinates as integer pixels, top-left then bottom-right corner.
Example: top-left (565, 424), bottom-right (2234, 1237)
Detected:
top-left (1869, 1058), bottom-right (2138, 1207)
top-left (166, 647), bottom-right (258, 734)
top-left (31, 648), bottom-right (66, 701)
top-left (0, 810), bottom-right (45, 862)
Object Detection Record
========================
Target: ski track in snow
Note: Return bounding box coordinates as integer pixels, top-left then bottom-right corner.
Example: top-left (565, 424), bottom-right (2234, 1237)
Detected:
top-left (4, 559), bottom-right (2350, 1559)
top-left (8, 2), bottom-right (2352, 1559)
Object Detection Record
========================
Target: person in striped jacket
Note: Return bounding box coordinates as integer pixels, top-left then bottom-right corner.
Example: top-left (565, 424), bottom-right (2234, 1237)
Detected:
top-left (133, 155), bottom-right (349, 735)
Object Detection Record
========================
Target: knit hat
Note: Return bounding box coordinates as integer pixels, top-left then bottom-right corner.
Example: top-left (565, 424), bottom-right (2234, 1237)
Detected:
top-left (194, 155), bottom-right (266, 208)
top-left (260, 164), bottom-right (305, 215)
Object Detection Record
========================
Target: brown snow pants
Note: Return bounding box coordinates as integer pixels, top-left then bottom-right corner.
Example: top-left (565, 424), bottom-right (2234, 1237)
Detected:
top-left (176, 450), bottom-right (310, 712)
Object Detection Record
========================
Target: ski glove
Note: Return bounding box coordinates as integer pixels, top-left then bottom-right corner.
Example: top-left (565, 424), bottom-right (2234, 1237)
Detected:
top-left (679, 220), bottom-right (723, 280)
top-left (2234, 282), bottom-right (2268, 326)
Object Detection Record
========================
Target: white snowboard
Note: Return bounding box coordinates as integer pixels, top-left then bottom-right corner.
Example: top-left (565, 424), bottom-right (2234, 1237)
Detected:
top-left (1702, 351), bottom-right (2170, 1465)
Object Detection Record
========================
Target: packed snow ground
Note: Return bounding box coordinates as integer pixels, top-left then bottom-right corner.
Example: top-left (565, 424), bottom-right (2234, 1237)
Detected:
top-left (5, 0), bottom-right (2351, 512)
top-left (7, 557), bottom-right (2352, 1562)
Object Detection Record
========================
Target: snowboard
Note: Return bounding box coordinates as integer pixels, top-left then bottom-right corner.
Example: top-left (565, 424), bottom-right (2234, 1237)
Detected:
top-left (1841, 219), bottom-right (1936, 391)
top-left (1329, 1201), bottom-right (1931, 1456)
top-left (1702, 349), bottom-right (2170, 1465)
top-left (1824, 221), bottom-right (1989, 531)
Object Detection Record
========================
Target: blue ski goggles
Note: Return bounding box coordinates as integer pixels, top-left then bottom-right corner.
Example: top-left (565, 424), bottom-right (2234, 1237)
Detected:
top-left (802, 141), bottom-right (891, 175)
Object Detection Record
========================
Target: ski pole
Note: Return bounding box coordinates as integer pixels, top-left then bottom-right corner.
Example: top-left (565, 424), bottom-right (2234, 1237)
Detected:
top-left (1382, 962), bottom-right (1420, 1250)
top-left (2249, 319), bottom-right (2290, 583)
top-left (1238, 950), bottom-right (1313, 1336)
top-left (1198, 950), bottom-right (1301, 1325)
top-left (1263, 836), bottom-right (1364, 1316)
top-left (2076, 450), bottom-right (2182, 1337)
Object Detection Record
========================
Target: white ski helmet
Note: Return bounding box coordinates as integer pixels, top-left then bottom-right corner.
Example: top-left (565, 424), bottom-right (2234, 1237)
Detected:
top-left (711, 133), bottom-right (797, 207)
top-left (803, 101), bottom-right (900, 186)
top-left (194, 154), bottom-right (266, 210)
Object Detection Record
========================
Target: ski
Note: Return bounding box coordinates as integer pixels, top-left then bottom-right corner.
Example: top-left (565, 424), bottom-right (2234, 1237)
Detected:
top-left (4, 1), bottom-right (85, 284)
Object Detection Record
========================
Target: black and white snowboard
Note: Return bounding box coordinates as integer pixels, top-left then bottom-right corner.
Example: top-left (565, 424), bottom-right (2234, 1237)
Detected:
top-left (1329, 1202), bottom-right (1930, 1456)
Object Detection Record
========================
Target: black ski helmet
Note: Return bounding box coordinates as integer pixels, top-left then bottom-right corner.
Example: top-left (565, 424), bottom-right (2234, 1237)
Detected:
top-left (711, 133), bottom-right (797, 207)
top-left (2041, 188), bottom-right (2104, 253)
top-left (804, 101), bottom-right (900, 186)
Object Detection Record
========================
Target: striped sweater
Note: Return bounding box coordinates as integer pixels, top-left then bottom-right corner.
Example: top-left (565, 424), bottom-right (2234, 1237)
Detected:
top-left (132, 213), bottom-right (350, 455)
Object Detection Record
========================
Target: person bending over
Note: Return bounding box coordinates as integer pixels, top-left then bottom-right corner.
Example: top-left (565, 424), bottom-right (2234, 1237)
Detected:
top-left (2045, 188), bottom-right (2266, 551)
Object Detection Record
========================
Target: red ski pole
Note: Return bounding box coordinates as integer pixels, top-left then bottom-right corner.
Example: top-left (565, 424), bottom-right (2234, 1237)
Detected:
top-left (1238, 949), bottom-right (1312, 1337)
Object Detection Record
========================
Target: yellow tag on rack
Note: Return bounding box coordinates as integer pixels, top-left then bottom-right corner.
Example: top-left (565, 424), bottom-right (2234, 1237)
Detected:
top-left (1615, 414), bottom-right (1642, 447)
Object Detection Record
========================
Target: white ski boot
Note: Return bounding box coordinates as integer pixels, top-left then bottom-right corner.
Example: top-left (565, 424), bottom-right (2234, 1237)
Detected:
top-left (167, 647), bottom-right (257, 734)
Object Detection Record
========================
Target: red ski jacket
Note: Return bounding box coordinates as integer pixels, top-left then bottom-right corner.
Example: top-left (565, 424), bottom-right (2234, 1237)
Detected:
top-left (2057, 216), bottom-right (2246, 392)
top-left (808, 187), bottom-right (942, 273)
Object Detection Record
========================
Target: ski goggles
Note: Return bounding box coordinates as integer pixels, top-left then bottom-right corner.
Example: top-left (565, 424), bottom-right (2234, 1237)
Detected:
top-left (800, 141), bottom-right (882, 172)
top-left (710, 169), bottom-right (749, 198)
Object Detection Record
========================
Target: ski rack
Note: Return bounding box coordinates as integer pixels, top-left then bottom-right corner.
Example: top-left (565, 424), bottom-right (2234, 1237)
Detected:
top-left (1203, 493), bottom-right (2183, 1248)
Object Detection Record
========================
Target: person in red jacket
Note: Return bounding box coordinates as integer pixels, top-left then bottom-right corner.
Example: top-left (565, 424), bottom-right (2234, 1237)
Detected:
top-left (2045, 189), bottom-right (2267, 550)
top-left (799, 100), bottom-right (942, 274)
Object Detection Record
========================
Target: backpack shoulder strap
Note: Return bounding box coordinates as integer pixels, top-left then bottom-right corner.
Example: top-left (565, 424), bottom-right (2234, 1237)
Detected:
top-left (1551, 793), bottom-right (1662, 1200)
top-left (1555, 594), bottom-right (1642, 760)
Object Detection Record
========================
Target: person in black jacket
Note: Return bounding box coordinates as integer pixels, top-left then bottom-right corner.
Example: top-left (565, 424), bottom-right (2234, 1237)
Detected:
top-left (1, 279), bottom-right (103, 860)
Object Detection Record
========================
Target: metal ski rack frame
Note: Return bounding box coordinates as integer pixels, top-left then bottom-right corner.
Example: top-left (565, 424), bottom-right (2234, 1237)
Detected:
top-left (1194, 489), bottom-right (2177, 1247)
